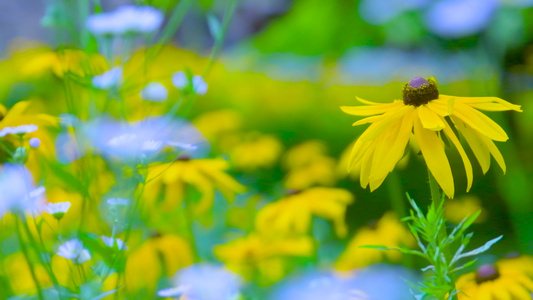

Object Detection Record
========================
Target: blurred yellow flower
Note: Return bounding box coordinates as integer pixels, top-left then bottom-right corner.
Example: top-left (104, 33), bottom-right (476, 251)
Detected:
top-left (283, 140), bottom-right (337, 190)
top-left (214, 233), bottom-right (313, 282)
top-left (335, 212), bottom-right (415, 271)
top-left (342, 77), bottom-right (522, 198)
top-left (144, 158), bottom-right (246, 215)
top-left (444, 195), bottom-right (487, 224)
top-left (193, 109), bottom-right (243, 145)
top-left (125, 234), bottom-right (193, 293)
top-left (4, 253), bottom-right (52, 295)
top-left (282, 140), bottom-right (328, 170)
top-left (456, 259), bottom-right (533, 299)
top-left (0, 100), bottom-right (58, 176)
top-left (230, 133), bottom-right (283, 171)
top-left (18, 48), bottom-right (107, 78)
top-left (255, 187), bottom-right (354, 238)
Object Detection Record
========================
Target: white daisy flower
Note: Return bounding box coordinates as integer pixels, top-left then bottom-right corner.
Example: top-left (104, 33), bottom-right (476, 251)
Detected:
top-left (56, 239), bottom-right (91, 264)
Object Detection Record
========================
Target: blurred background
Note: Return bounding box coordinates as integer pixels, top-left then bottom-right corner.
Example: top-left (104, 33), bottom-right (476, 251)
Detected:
top-left (1, 0), bottom-right (533, 292)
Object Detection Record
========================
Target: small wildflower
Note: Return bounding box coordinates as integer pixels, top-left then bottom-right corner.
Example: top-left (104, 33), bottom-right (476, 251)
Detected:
top-left (100, 236), bottom-right (127, 250)
top-left (0, 164), bottom-right (45, 217)
top-left (92, 66), bottom-right (123, 89)
top-left (29, 137), bottom-right (41, 148)
top-left (0, 124), bottom-right (38, 137)
top-left (56, 239), bottom-right (91, 264)
top-left (87, 5), bottom-right (163, 36)
top-left (159, 264), bottom-right (242, 300)
top-left (80, 116), bottom-right (208, 162)
top-left (140, 82), bottom-right (168, 102)
top-left (171, 71), bottom-right (188, 89)
top-left (172, 71), bottom-right (208, 95)
top-left (44, 202), bottom-right (71, 220)
top-left (341, 76), bottom-right (522, 198)
top-left (192, 75), bottom-right (208, 95)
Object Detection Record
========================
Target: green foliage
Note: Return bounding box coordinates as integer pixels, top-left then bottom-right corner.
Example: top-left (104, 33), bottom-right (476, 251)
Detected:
top-left (366, 194), bottom-right (503, 300)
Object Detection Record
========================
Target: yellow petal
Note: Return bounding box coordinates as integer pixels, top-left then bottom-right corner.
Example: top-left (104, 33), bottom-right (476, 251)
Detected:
top-left (369, 109), bottom-right (414, 186)
top-left (418, 105), bottom-right (445, 131)
top-left (413, 117), bottom-right (454, 198)
top-left (452, 117), bottom-right (491, 174)
top-left (480, 135), bottom-right (506, 173)
top-left (453, 102), bottom-right (509, 141)
top-left (451, 96), bottom-right (523, 112)
top-left (341, 101), bottom-right (402, 116)
top-left (440, 116), bottom-right (473, 192)
top-left (360, 142), bottom-right (376, 189)
top-left (359, 105), bottom-right (412, 141)
top-left (352, 115), bottom-right (384, 126)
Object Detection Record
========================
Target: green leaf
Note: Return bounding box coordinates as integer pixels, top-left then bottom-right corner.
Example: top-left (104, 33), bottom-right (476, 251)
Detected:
top-left (207, 13), bottom-right (222, 42)
top-left (453, 235), bottom-right (503, 264)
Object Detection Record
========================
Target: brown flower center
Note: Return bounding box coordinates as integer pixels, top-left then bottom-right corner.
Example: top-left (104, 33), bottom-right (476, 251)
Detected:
top-left (402, 77), bottom-right (439, 106)
top-left (475, 264), bottom-right (500, 283)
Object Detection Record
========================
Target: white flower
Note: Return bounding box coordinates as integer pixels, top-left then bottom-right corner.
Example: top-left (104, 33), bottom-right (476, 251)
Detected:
top-left (29, 137), bottom-right (41, 148)
top-left (80, 116), bottom-right (209, 162)
top-left (171, 71), bottom-right (188, 89)
top-left (161, 264), bottom-right (242, 300)
top-left (92, 67), bottom-right (123, 89)
top-left (140, 82), bottom-right (168, 102)
top-left (87, 5), bottom-right (164, 36)
top-left (171, 72), bottom-right (208, 95)
top-left (192, 75), bottom-right (208, 95)
top-left (100, 236), bottom-right (127, 250)
top-left (44, 202), bottom-right (71, 219)
top-left (57, 239), bottom-right (91, 264)
top-left (0, 124), bottom-right (38, 137)
top-left (0, 164), bottom-right (45, 217)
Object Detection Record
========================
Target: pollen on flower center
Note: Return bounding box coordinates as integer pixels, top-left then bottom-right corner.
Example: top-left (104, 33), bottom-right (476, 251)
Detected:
top-left (475, 264), bottom-right (500, 283)
top-left (402, 76), bottom-right (439, 106)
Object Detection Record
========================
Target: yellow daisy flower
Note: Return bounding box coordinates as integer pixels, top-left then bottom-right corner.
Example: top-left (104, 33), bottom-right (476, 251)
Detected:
top-left (335, 212), bottom-right (415, 271)
top-left (341, 77), bottom-right (522, 198)
top-left (144, 158), bottom-right (246, 215)
top-left (255, 187), bottom-right (354, 238)
top-left (456, 260), bottom-right (533, 300)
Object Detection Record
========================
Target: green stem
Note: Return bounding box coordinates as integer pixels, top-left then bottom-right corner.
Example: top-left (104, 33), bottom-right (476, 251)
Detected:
top-left (16, 218), bottom-right (44, 300)
top-left (427, 169), bottom-right (458, 300)
top-left (202, 0), bottom-right (239, 78)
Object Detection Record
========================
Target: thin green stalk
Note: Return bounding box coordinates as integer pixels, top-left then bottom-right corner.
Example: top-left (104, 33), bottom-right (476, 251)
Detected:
top-left (202, 0), bottom-right (239, 78)
top-left (427, 169), bottom-right (458, 300)
top-left (156, 0), bottom-right (194, 46)
top-left (16, 219), bottom-right (44, 300)
top-left (78, 0), bottom-right (90, 48)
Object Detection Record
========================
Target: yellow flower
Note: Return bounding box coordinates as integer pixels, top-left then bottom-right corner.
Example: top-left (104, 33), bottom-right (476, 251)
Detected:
top-left (335, 212), bottom-right (415, 270)
top-left (456, 259), bottom-right (533, 300)
top-left (214, 233), bottom-right (313, 282)
top-left (230, 133), bottom-right (284, 171)
top-left (255, 187), bottom-right (354, 238)
top-left (0, 100), bottom-right (58, 176)
top-left (125, 234), bottom-right (194, 293)
top-left (144, 158), bottom-right (246, 215)
top-left (444, 195), bottom-right (487, 224)
top-left (282, 140), bottom-right (338, 190)
top-left (341, 77), bottom-right (522, 198)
